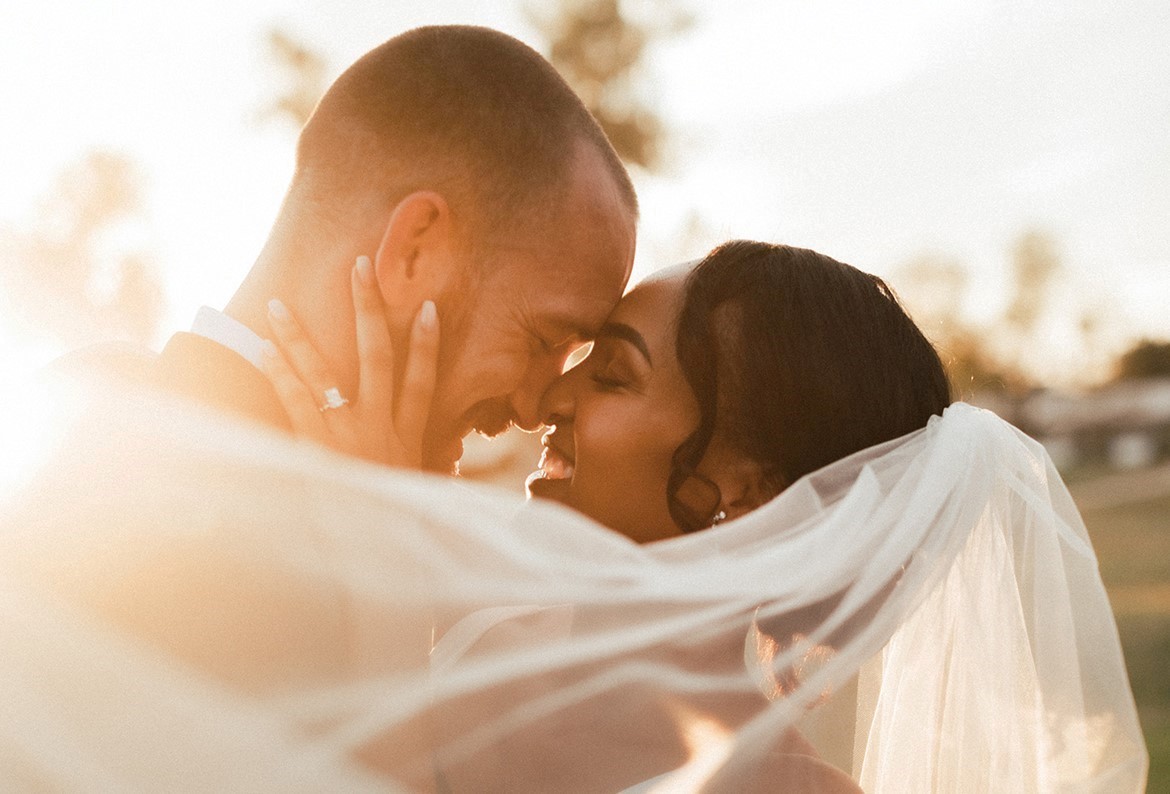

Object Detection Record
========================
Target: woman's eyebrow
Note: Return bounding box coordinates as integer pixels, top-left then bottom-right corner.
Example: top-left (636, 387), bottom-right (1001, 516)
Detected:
top-left (597, 322), bottom-right (652, 366)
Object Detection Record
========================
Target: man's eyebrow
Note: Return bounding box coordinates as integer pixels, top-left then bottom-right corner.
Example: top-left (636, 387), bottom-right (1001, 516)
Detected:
top-left (597, 322), bottom-right (652, 366)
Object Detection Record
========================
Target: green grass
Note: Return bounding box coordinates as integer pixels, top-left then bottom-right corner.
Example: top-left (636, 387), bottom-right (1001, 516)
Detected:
top-left (1145, 712), bottom-right (1170, 794)
top-left (1083, 493), bottom-right (1170, 587)
top-left (1079, 491), bottom-right (1170, 790)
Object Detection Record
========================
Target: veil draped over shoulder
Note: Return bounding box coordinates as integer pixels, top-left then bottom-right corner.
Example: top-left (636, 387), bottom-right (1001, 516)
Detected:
top-left (0, 376), bottom-right (1148, 792)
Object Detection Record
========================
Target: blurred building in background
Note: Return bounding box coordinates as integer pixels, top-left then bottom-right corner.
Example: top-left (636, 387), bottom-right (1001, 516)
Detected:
top-left (977, 378), bottom-right (1170, 473)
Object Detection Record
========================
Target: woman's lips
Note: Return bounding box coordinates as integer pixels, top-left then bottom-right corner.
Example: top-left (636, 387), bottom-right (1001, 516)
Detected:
top-left (537, 443), bottom-right (575, 481)
top-left (526, 435), bottom-right (575, 500)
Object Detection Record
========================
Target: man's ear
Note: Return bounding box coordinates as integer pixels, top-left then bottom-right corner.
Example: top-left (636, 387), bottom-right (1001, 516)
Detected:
top-left (373, 191), bottom-right (457, 328)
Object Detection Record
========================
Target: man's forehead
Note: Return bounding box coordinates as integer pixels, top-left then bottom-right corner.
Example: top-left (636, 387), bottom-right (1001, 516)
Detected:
top-left (535, 301), bottom-right (618, 339)
top-left (495, 234), bottom-right (632, 330)
top-left (489, 157), bottom-right (637, 336)
top-left (502, 256), bottom-right (617, 333)
top-left (492, 241), bottom-right (627, 288)
top-left (538, 146), bottom-right (637, 283)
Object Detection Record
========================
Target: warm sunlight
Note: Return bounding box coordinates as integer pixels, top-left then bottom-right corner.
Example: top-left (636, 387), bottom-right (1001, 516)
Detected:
top-left (0, 374), bottom-right (77, 503)
top-left (657, 703), bottom-right (735, 792)
top-left (3, 0), bottom-right (1167, 391)
top-left (0, 3), bottom-right (1162, 789)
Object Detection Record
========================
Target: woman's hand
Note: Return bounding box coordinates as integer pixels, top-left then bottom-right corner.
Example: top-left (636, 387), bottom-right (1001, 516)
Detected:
top-left (261, 255), bottom-right (440, 468)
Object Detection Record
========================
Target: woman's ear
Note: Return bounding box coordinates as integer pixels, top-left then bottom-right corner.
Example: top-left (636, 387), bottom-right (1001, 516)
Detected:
top-left (373, 191), bottom-right (457, 326)
top-left (698, 441), bottom-right (778, 522)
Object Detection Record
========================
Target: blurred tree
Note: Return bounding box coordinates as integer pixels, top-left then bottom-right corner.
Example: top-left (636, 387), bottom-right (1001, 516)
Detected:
top-left (935, 329), bottom-right (1029, 398)
top-left (998, 229), bottom-right (1115, 388)
top-left (0, 151), bottom-right (163, 347)
top-left (1005, 230), bottom-right (1062, 335)
top-left (893, 254), bottom-right (968, 334)
top-left (1114, 339), bottom-right (1170, 381)
top-left (529, 0), bottom-right (692, 170)
top-left (257, 28), bottom-right (327, 129)
top-left (893, 255), bottom-right (1026, 398)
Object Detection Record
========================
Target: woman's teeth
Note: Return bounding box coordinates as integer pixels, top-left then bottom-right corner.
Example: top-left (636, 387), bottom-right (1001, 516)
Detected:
top-left (540, 448), bottom-right (575, 480)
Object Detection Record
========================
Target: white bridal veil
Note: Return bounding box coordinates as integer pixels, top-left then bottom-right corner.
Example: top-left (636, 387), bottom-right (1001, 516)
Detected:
top-left (0, 376), bottom-right (1148, 792)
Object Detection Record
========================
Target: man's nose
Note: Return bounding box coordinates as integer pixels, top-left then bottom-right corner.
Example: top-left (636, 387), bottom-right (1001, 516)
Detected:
top-left (510, 352), bottom-right (571, 431)
top-left (537, 365), bottom-right (577, 429)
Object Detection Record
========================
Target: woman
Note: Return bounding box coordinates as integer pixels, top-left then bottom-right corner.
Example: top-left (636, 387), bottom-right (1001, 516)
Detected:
top-left (254, 241), bottom-right (1145, 791)
top-left (525, 241), bottom-right (950, 542)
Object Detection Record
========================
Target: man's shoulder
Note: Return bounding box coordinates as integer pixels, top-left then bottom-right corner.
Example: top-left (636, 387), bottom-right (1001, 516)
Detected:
top-left (48, 340), bottom-right (159, 384)
top-left (51, 333), bottom-right (291, 432)
top-left (153, 332), bottom-right (291, 430)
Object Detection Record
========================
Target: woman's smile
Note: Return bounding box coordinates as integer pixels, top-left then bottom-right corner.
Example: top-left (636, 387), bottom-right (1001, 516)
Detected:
top-left (539, 433), bottom-right (576, 480)
top-left (525, 270), bottom-right (704, 542)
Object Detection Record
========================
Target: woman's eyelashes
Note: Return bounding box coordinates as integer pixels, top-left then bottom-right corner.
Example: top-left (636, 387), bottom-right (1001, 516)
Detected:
top-left (586, 350), bottom-right (640, 393)
top-left (589, 371), bottom-right (629, 391)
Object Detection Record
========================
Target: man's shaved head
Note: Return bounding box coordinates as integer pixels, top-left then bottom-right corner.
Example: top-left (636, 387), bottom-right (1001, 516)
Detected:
top-left (295, 25), bottom-right (637, 244)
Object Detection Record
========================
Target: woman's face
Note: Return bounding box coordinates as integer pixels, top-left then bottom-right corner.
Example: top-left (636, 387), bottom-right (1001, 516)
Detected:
top-left (526, 267), bottom-right (700, 543)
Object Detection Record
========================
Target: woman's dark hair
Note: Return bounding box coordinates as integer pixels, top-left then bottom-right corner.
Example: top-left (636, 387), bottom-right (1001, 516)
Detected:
top-left (666, 241), bottom-right (952, 532)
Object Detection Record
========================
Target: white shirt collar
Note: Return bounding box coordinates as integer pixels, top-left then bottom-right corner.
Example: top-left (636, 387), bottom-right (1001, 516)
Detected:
top-left (190, 306), bottom-right (268, 371)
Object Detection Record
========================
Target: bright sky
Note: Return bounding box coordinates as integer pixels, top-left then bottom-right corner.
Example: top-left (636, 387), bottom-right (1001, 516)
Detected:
top-left (1, 0), bottom-right (1168, 384)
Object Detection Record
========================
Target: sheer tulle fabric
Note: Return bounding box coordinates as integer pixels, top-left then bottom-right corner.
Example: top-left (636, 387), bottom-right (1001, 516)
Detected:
top-left (0, 378), bottom-right (1147, 791)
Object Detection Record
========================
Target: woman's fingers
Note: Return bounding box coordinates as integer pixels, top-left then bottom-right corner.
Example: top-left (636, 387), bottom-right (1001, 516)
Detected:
top-left (267, 298), bottom-right (341, 396)
top-left (351, 256), bottom-right (396, 418)
top-left (395, 300), bottom-right (441, 455)
top-left (260, 262), bottom-right (437, 468)
top-left (260, 342), bottom-right (331, 442)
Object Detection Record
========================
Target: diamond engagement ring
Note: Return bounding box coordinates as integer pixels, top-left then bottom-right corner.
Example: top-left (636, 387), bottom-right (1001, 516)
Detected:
top-left (319, 387), bottom-right (350, 412)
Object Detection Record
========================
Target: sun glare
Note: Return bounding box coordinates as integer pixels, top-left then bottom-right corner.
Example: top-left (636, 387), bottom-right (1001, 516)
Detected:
top-left (650, 702), bottom-right (735, 792)
top-left (0, 354), bottom-right (79, 503)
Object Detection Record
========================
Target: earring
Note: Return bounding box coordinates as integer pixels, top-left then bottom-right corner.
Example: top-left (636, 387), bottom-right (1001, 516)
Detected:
top-left (711, 509), bottom-right (728, 526)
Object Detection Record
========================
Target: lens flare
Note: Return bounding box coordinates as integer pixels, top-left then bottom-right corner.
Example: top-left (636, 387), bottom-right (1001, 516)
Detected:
top-left (0, 373), bottom-right (80, 504)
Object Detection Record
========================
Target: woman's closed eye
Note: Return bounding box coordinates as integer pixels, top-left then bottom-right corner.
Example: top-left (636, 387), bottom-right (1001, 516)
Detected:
top-left (590, 370), bottom-right (629, 391)
top-left (586, 348), bottom-right (641, 393)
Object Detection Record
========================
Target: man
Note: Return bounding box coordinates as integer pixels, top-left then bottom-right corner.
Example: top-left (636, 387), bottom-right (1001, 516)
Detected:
top-left (154, 25), bottom-right (637, 473)
top-left (2, 28), bottom-right (638, 785)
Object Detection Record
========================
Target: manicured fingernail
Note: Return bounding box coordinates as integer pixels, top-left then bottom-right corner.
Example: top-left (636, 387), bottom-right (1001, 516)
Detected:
top-left (355, 255), bottom-right (374, 287)
top-left (419, 300), bottom-right (437, 331)
top-left (267, 298), bottom-right (290, 322)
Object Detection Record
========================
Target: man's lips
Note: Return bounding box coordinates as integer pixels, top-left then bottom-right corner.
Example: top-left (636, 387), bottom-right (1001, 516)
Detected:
top-left (472, 417), bottom-right (513, 438)
top-left (433, 405), bottom-right (514, 473)
top-left (467, 402), bottom-right (516, 439)
top-left (429, 435), bottom-right (464, 475)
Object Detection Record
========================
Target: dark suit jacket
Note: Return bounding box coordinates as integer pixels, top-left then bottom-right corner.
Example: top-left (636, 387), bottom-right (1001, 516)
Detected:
top-left (40, 334), bottom-right (370, 697)
top-left (151, 332), bottom-right (292, 432)
top-left (52, 332), bottom-right (291, 432)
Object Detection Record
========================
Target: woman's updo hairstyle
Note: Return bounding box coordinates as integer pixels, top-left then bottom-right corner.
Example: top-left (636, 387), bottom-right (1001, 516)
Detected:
top-left (666, 241), bottom-right (952, 532)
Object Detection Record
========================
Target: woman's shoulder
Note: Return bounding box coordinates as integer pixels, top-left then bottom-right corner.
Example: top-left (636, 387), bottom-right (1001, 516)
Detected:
top-left (745, 753), bottom-right (863, 794)
top-left (623, 730), bottom-right (862, 794)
